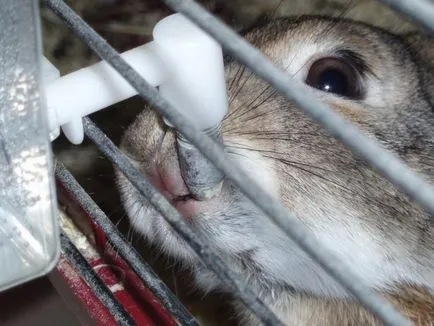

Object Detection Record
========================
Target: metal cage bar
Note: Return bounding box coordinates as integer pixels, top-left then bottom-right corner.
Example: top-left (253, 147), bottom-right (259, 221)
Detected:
top-left (60, 231), bottom-right (136, 326)
top-left (162, 0), bottom-right (434, 219)
top-left (42, 0), bottom-right (434, 325)
top-left (55, 161), bottom-right (199, 326)
top-left (376, 0), bottom-right (434, 34)
top-left (82, 118), bottom-right (284, 326)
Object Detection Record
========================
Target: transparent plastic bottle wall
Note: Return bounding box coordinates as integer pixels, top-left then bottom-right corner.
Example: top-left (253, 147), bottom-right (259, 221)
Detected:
top-left (0, 0), bottom-right (59, 292)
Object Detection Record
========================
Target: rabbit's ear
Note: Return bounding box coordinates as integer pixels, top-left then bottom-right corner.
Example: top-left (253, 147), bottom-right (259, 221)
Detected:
top-left (403, 32), bottom-right (434, 104)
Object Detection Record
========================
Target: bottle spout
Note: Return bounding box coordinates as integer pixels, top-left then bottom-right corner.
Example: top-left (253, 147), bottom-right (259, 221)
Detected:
top-left (153, 14), bottom-right (228, 201)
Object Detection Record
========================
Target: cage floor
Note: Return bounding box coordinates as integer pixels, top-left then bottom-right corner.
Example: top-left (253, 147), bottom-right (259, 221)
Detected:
top-left (0, 277), bottom-right (80, 326)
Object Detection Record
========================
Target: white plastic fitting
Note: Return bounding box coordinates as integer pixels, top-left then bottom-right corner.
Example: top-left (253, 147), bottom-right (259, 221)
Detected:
top-left (43, 13), bottom-right (228, 145)
top-left (41, 57), bottom-right (61, 141)
top-left (44, 43), bottom-right (164, 144)
top-left (153, 14), bottom-right (228, 130)
top-left (153, 14), bottom-right (228, 200)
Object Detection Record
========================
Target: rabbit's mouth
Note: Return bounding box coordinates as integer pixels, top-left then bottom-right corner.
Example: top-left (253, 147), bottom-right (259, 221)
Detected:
top-left (148, 171), bottom-right (208, 219)
top-left (148, 141), bottom-right (217, 219)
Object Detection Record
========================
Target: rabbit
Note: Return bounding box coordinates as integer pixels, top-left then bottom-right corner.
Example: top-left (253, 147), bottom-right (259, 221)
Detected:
top-left (116, 15), bottom-right (434, 325)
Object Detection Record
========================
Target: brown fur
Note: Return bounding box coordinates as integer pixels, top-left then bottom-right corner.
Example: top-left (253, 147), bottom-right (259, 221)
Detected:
top-left (118, 16), bottom-right (434, 325)
top-left (235, 285), bottom-right (434, 325)
top-left (389, 286), bottom-right (434, 325)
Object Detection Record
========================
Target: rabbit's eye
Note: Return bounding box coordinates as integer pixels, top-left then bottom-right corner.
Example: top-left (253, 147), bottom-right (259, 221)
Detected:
top-left (305, 57), bottom-right (362, 99)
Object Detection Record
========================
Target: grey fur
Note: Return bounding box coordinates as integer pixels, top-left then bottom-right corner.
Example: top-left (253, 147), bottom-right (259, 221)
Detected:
top-left (116, 16), bottom-right (434, 325)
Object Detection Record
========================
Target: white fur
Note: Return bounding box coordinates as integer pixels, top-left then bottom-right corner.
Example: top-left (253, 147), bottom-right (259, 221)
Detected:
top-left (119, 140), bottom-right (432, 301)
top-left (118, 19), bottom-right (434, 322)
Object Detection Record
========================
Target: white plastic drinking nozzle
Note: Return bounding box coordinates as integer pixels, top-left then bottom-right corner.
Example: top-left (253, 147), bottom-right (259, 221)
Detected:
top-left (43, 13), bottom-right (228, 145)
top-left (152, 14), bottom-right (228, 200)
top-left (43, 13), bottom-right (228, 200)
top-left (43, 42), bottom-right (165, 144)
top-left (153, 14), bottom-right (228, 130)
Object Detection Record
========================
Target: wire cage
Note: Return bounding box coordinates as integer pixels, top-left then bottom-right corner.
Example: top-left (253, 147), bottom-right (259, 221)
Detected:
top-left (2, 0), bottom-right (434, 325)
